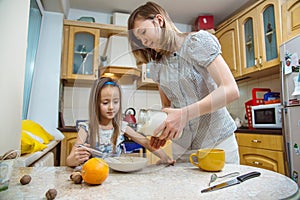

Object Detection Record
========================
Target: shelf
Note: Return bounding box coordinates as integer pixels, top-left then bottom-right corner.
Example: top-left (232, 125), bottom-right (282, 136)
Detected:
top-left (100, 66), bottom-right (141, 78)
top-left (136, 79), bottom-right (158, 90)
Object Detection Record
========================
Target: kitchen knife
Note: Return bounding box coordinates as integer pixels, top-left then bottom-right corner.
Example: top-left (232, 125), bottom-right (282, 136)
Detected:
top-left (201, 171), bottom-right (261, 193)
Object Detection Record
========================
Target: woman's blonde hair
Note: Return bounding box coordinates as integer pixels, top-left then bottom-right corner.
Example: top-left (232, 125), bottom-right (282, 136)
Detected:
top-left (88, 77), bottom-right (122, 152)
top-left (128, 1), bottom-right (184, 64)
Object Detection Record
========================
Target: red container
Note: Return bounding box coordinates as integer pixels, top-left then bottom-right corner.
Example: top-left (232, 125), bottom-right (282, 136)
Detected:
top-left (194, 15), bottom-right (214, 31)
top-left (244, 88), bottom-right (271, 129)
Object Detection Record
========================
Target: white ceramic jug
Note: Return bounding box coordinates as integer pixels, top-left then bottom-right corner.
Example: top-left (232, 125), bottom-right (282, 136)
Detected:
top-left (137, 109), bottom-right (182, 138)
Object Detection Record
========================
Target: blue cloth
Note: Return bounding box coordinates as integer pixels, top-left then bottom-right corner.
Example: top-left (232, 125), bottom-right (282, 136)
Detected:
top-left (122, 142), bottom-right (143, 153)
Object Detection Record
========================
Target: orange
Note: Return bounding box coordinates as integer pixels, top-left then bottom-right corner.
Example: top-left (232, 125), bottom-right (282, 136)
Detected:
top-left (81, 158), bottom-right (109, 185)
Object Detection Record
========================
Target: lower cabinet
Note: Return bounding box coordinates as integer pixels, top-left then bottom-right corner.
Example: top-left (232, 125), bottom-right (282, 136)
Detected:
top-left (235, 133), bottom-right (286, 175)
top-left (60, 132), bottom-right (77, 166)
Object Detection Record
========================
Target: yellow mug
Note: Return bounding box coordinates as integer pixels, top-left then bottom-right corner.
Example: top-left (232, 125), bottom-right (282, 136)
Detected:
top-left (189, 149), bottom-right (225, 172)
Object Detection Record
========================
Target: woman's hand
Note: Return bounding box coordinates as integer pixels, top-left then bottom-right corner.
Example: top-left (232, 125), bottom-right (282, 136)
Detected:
top-left (150, 137), bottom-right (166, 149)
top-left (74, 143), bottom-right (91, 165)
top-left (154, 107), bottom-right (188, 140)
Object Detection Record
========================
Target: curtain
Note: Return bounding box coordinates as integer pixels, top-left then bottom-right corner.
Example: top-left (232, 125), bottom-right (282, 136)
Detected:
top-left (22, 0), bottom-right (42, 119)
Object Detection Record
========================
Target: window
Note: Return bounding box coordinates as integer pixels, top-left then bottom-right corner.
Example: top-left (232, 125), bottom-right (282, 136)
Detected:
top-left (22, 0), bottom-right (42, 119)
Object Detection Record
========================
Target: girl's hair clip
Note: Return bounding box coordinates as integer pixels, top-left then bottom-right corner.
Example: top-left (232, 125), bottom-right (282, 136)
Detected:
top-left (104, 81), bottom-right (117, 86)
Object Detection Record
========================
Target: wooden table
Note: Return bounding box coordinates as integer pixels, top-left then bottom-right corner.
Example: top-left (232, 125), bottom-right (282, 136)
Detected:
top-left (1, 163), bottom-right (299, 199)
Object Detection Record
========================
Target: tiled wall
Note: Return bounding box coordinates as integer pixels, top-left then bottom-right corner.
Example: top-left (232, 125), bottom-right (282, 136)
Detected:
top-left (227, 74), bottom-right (281, 126)
top-left (63, 74), bottom-right (280, 127)
top-left (63, 82), bottom-right (161, 126)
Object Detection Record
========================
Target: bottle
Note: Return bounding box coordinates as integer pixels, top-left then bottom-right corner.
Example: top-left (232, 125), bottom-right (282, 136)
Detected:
top-left (136, 109), bottom-right (182, 138)
top-left (137, 109), bottom-right (167, 137)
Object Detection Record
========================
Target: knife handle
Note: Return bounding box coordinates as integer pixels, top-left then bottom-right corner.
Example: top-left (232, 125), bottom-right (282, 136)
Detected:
top-left (237, 171), bottom-right (261, 182)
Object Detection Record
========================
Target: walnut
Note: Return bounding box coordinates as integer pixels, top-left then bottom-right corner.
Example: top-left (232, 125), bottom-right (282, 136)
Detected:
top-left (70, 171), bottom-right (82, 184)
top-left (45, 188), bottom-right (57, 200)
top-left (20, 175), bottom-right (31, 185)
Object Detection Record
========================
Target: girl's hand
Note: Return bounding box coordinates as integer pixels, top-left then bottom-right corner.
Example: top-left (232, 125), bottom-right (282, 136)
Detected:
top-left (152, 148), bottom-right (175, 166)
top-left (156, 157), bottom-right (176, 166)
top-left (74, 143), bottom-right (91, 165)
top-left (154, 107), bottom-right (188, 140)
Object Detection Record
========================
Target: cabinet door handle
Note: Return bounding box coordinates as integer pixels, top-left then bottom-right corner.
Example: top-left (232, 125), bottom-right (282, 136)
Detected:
top-left (254, 58), bottom-right (258, 66)
top-left (251, 139), bottom-right (261, 143)
top-left (259, 56), bottom-right (262, 65)
top-left (253, 161), bottom-right (262, 165)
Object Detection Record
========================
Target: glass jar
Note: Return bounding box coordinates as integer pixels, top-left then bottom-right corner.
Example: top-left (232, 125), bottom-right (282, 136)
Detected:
top-left (136, 109), bottom-right (167, 136)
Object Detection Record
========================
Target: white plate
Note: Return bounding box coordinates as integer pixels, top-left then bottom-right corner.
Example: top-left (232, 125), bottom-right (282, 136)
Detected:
top-left (104, 157), bottom-right (148, 172)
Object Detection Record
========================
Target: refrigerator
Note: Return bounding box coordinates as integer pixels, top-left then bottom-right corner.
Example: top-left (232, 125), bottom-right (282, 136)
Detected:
top-left (280, 35), bottom-right (300, 187)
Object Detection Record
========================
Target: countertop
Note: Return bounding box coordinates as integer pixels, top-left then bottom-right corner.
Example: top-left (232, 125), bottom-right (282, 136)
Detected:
top-left (2, 163), bottom-right (299, 199)
top-left (14, 140), bottom-right (60, 167)
top-left (235, 127), bottom-right (282, 135)
top-left (59, 127), bottom-right (283, 135)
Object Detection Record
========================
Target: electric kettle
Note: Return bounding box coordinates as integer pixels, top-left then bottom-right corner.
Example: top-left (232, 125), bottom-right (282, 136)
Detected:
top-left (123, 108), bottom-right (137, 129)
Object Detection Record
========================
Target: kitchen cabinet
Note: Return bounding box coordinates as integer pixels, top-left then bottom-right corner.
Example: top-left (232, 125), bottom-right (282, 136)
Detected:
top-left (61, 20), bottom-right (140, 83)
top-left (136, 63), bottom-right (158, 90)
top-left (281, 0), bottom-right (300, 42)
top-left (61, 25), bottom-right (100, 81)
top-left (146, 139), bottom-right (173, 164)
top-left (215, 20), bottom-right (241, 78)
top-left (239, 0), bottom-right (281, 75)
top-left (60, 131), bottom-right (77, 166)
top-left (235, 132), bottom-right (286, 175)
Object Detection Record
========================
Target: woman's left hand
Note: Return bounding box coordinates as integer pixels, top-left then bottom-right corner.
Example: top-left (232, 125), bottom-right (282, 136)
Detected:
top-left (154, 107), bottom-right (188, 140)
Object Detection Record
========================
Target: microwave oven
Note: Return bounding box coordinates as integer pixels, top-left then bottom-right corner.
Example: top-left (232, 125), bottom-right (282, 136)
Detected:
top-left (251, 103), bottom-right (282, 128)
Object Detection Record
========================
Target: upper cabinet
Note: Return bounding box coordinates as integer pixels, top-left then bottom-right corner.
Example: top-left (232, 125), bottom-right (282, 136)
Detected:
top-left (281, 0), bottom-right (300, 42)
top-left (216, 0), bottom-right (285, 80)
top-left (61, 20), bottom-right (140, 83)
top-left (61, 25), bottom-right (100, 81)
top-left (136, 63), bottom-right (158, 90)
top-left (215, 20), bottom-right (241, 78)
top-left (239, 0), bottom-right (281, 75)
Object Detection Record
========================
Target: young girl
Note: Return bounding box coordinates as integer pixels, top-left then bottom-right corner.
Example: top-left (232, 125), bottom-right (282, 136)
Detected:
top-left (128, 2), bottom-right (240, 163)
top-left (66, 77), bottom-right (174, 167)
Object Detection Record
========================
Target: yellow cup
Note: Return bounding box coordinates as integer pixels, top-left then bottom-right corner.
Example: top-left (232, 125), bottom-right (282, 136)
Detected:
top-left (189, 149), bottom-right (225, 172)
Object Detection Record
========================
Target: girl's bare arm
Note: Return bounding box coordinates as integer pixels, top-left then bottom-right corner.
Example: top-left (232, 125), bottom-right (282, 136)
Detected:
top-left (124, 126), bottom-right (175, 165)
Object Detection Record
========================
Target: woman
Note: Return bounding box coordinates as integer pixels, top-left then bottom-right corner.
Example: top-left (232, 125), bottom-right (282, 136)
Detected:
top-left (128, 2), bottom-right (240, 163)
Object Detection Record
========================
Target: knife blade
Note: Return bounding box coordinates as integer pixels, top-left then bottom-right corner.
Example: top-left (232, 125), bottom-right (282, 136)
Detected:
top-left (77, 144), bottom-right (104, 157)
top-left (201, 171), bottom-right (261, 193)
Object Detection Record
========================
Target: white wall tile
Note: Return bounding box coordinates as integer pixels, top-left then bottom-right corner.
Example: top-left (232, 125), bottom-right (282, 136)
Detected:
top-left (63, 82), bottom-right (161, 125)
top-left (63, 75), bottom-right (280, 128)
